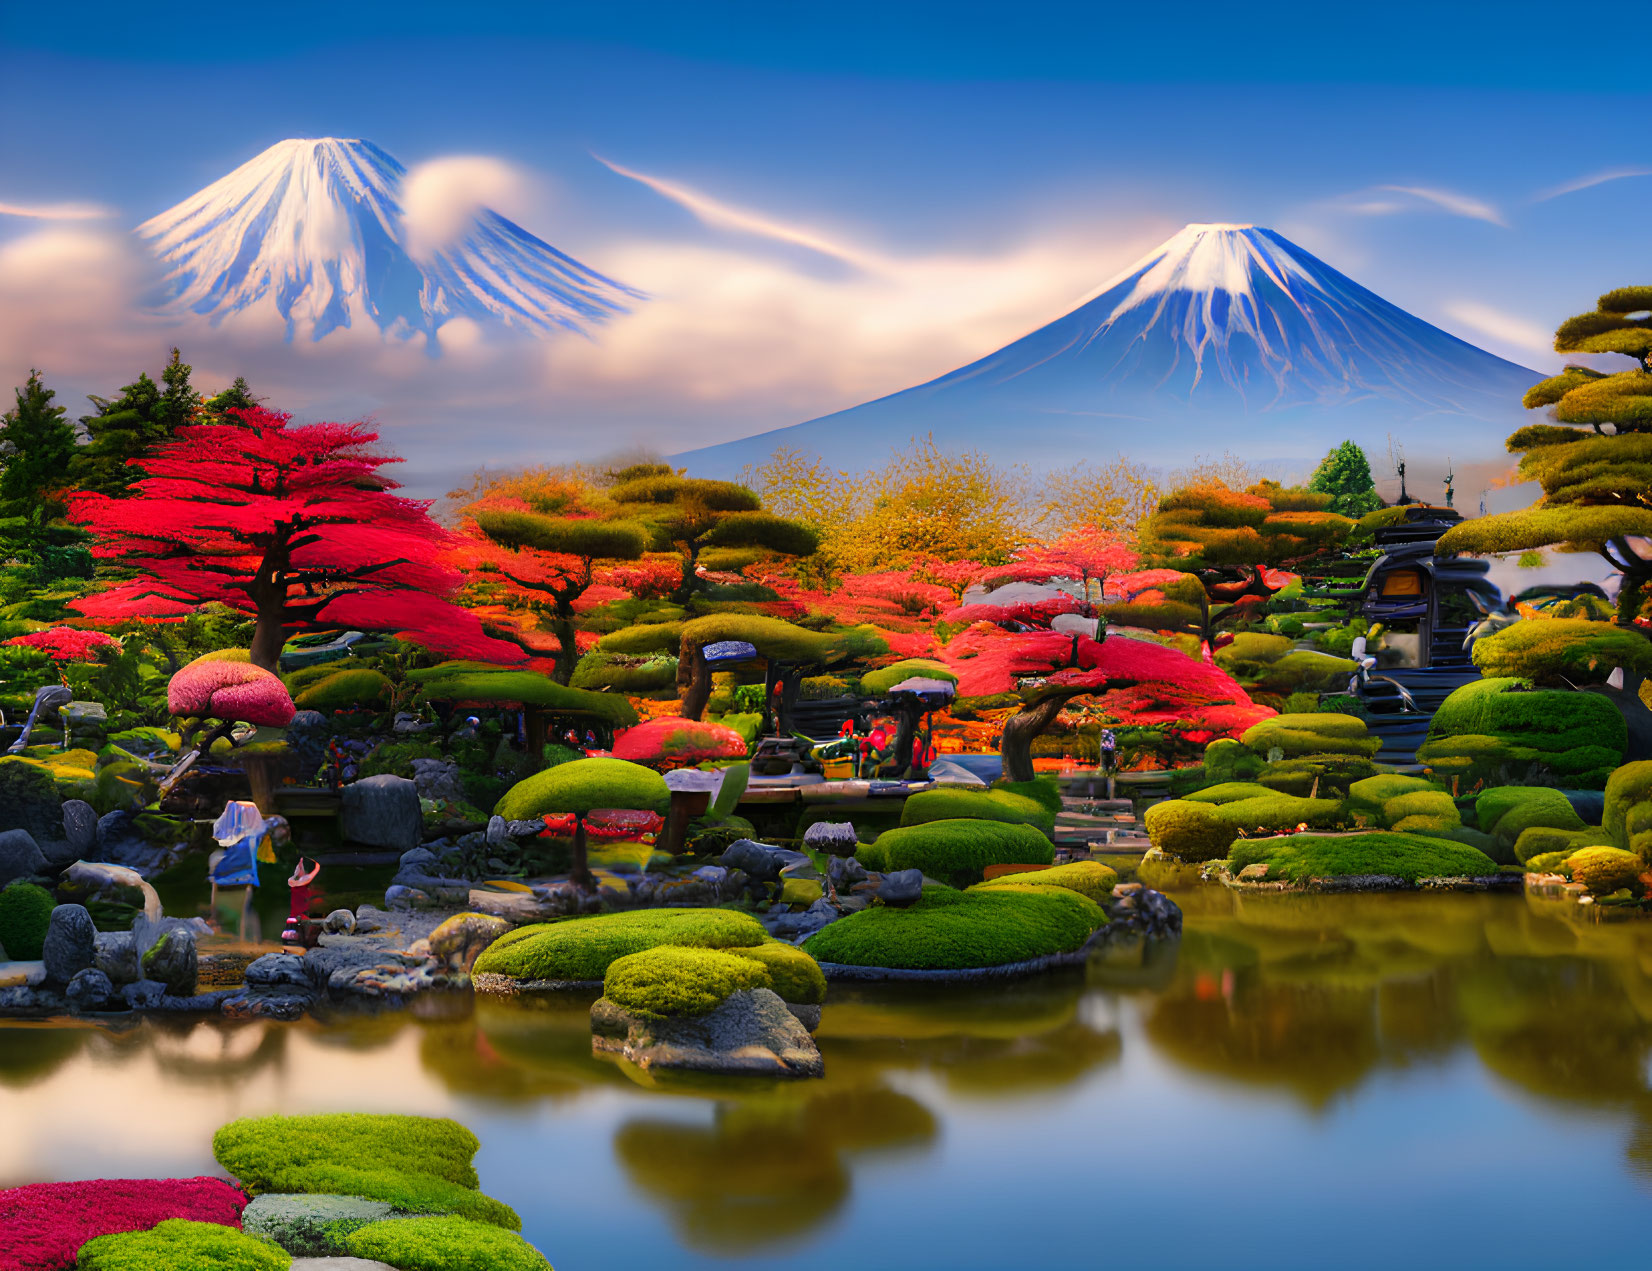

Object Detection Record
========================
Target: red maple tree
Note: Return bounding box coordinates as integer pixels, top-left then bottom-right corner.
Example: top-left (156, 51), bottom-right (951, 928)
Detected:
top-left (69, 406), bottom-right (525, 671)
top-left (983, 527), bottom-right (1139, 614)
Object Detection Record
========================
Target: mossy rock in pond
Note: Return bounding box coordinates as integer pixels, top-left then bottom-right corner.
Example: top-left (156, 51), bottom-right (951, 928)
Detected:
top-left (76, 1219), bottom-right (288, 1270)
top-left (1208, 793), bottom-right (1342, 834)
top-left (1565, 845), bottom-right (1644, 895)
top-left (973, 859), bottom-right (1119, 904)
top-left (345, 1214), bottom-right (552, 1271)
top-left (494, 756), bottom-right (669, 821)
top-left (292, 667), bottom-right (393, 712)
top-left (1226, 832), bottom-right (1500, 884)
top-left (858, 819), bottom-right (1053, 885)
top-left (603, 945), bottom-right (773, 1018)
top-left (472, 907), bottom-right (768, 984)
top-left (212, 1112), bottom-right (518, 1230)
top-left (802, 885), bottom-right (1104, 971)
top-left (899, 786), bottom-right (1055, 834)
top-left (241, 1192), bottom-right (401, 1256)
top-left (1143, 800), bottom-right (1240, 863)
top-left (0, 882), bottom-right (55, 961)
top-left (724, 940), bottom-right (828, 1005)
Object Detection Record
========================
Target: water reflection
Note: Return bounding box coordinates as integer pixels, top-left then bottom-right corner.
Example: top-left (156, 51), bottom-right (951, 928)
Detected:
top-left (1, 890), bottom-right (1651, 1263)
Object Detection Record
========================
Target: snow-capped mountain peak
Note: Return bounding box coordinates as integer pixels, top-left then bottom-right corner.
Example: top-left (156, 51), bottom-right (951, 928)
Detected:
top-left (136, 137), bottom-right (637, 344)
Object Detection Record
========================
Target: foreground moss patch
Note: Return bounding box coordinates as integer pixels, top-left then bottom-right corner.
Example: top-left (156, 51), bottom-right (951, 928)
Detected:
top-left (803, 886), bottom-right (1103, 971)
top-left (472, 908), bottom-right (768, 982)
top-left (76, 1219), bottom-right (287, 1270)
top-left (1227, 833), bottom-right (1500, 884)
top-left (212, 1113), bottom-right (518, 1230)
top-left (345, 1214), bottom-right (552, 1271)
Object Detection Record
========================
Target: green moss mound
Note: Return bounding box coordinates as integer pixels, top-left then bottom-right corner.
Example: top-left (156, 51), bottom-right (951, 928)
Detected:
top-left (0, 881), bottom-right (54, 960)
top-left (859, 659), bottom-right (958, 696)
top-left (1525, 850), bottom-right (1574, 874)
top-left (802, 885), bottom-right (1104, 971)
top-left (345, 1215), bottom-right (551, 1271)
top-left (495, 756), bottom-right (669, 820)
top-left (292, 667), bottom-right (392, 712)
top-left (598, 622), bottom-right (684, 655)
top-left (973, 860), bottom-right (1119, 903)
top-left (1475, 786), bottom-right (1584, 848)
top-left (1240, 712), bottom-right (1378, 759)
top-left (414, 667), bottom-right (639, 727)
top-left (211, 1113), bottom-right (518, 1230)
top-left (603, 945), bottom-right (771, 1018)
top-left (1184, 781), bottom-right (1274, 804)
top-left (76, 1220), bottom-right (287, 1270)
top-left (1421, 678), bottom-right (1626, 788)
top-left (1203, 738), bottom-right (1264, 783)
top-left (1605, 760), bottom-right (1652, 858)
top-left (1514, 825), bottom-right (1614, 865)
top-left (898, 786), bottom-right (1055, 834)
top-left (472, 908), bottom-right (767, 983)
top-left (1227, 832), bottom-right (1500, 883)
top-left (570, 649), bottom-right (678, 692)
top-left (863, 819), bottom-right (1054, 884)
top-left (725, 941), bottom-right (828, 1004)
top-left (1257, 752), bottom-right (1377, 798)
top-left (1144, 800), bottom-right (1240, 863)
top-left (993, 776), bottom-right (1062, 819)
top-left (1208, 793), bottom-right (1342, 833)
top-left (1566, 845), bottom-right (1645, 895)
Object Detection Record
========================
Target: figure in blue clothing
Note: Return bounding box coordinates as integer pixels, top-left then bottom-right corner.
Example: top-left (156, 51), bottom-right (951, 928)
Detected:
top-left (209, 801), bottom-right (280, 940)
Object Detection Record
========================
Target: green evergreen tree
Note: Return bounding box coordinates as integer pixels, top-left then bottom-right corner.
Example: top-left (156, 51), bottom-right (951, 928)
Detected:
top-left (1307, 440), bottom-right (1383, 517)
top-left (202, 374), bottom-right (258, 421)
top-left (73, 348), bottom-right (199, 495)
top-left (0, 370), bottom-right (79, 550)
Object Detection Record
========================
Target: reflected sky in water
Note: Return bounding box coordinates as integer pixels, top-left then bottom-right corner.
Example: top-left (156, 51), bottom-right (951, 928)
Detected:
top-left (3, 890), bottom-right (1651, 1270)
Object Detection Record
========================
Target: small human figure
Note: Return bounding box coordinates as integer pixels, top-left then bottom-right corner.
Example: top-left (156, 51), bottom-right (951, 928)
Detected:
top-left (282, 857), bottom-right (321, 947)
top-left (209, 800), bottom-right (267, 941)
top-left (1098, 727), bottom-right (1118, 799)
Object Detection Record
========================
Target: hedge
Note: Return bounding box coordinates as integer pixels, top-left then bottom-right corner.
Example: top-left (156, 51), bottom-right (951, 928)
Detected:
top-left (291, 668), bottom-right (392, 712)
top-left (1209, 793), bottom-right (1342, 833)
top-left (1143, 800), bottom-right (1240, 863)
top-left (898, 787), bottom-right (1055, 834)
top-left (802, 885), bottom-right (1104, 970)
top-left (345, 1215), bottom-right (552, 1271)
top-left (1240, 712), bottom-right (1378, 759)
top-left (861, 819), bottom-right (1054, 884)
top-left (494, 757), bottom-right (669, 820)
top-left (471, 908), bottom-right (768, 983)
top-left (1226, 833), bottom-right (1500, 883)
top-left (973, 860), bottom-right (1119, 903)
top-left (211, 1114), bottom-right (517, 1230)
top-left (75, 1220), bottom-right (288, 1270)
top-left (598, 622), bottom-right (685, 655)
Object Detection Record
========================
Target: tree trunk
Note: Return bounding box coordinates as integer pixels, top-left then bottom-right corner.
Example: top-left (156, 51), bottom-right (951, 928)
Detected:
top-left (249, 607), bottom-right (287, 673)
top-left (571, 814), bottom-right (593, 890)
top-left (1001, 692), bottom-right (1082, 784)
top-left (679, 644), bottom-right (713, 721)
top-left (551, 597), bottom-right (579, 685)
top-left (888, 699), bottom-right (927, 781)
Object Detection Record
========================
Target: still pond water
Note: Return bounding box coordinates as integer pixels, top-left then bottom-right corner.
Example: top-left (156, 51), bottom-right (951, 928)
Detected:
top-left (3, 889), bottom-right (1650, 1270)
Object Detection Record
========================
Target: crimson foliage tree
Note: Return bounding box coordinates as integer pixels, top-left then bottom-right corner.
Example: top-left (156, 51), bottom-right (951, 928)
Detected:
top-left (69, 406), bottom-right (525, 671)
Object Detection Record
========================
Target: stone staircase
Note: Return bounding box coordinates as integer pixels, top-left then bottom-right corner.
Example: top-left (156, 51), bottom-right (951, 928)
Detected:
top-left (1054, 772), bottom-right (1154, 855)
top-left (1359, 665), bottom-right (1481, 765)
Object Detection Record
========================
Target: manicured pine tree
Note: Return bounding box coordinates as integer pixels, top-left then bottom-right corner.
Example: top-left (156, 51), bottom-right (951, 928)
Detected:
top-left (1308, 440), bottom-right (1383, 517)
top-left (202, 375), bottom-right (258, 422)
top-left (73, 349), bottom-right (200, 496)
top-left (0, 370), bottom-right (79, 549)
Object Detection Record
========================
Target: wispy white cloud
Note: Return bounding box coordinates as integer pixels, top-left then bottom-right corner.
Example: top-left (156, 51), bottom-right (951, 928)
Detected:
top-left (1442, 300), bottom-right (1553, 363)
top-left (1531, 167), bottom-right (1652, 203)
top-left (401, 155), bottom-right (543, 261)
top-left (1370, 185), bottom-right (1507, 226)
top-left (594, 155), bottom-right (892, 273)
top-left (0, 200), bottom-right (116, 220)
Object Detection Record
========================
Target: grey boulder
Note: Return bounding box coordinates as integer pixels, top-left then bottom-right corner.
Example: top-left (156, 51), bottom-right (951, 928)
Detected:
top-left (341, 774), bottom-right (423, 852)
top-left (65, 967), bottom-right (113, 1012)
top-left (61, 799), bottom-right (98, 855)
top-left (410, 757), bottom-right (463, 804)
top-left (0, 828), bottom-right (47, 887)
top-left (875, 869), bottom-right (924, 907)
top-left (94, 930), bottom-right (140, 985)
top-left (592, 987), bottom-right (823, 1078)
top-left (42, 903), bottom-right (96, 983)
top-left (132, 915), bottom-right (198, 996)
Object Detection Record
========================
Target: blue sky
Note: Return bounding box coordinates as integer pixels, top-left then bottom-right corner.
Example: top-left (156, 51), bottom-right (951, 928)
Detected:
top-left (1, 1), bottom-right (1646, 491)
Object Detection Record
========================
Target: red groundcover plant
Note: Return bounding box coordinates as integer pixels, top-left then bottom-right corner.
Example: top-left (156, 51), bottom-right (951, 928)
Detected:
top-left (69, 406), bottom-right (525, 672)
top-left (2, 627), bottom-right (120, 662)
top-left (0, 1176), bottom-right (247, 1271)
top-left (611, 716), bottom-right (749, 767)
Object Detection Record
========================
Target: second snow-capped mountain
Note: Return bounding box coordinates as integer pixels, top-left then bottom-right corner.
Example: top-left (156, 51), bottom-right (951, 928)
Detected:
top-left (138, 138), bottom-right (637, 343)
top-left (676, 223), bottom-right (1538, 476)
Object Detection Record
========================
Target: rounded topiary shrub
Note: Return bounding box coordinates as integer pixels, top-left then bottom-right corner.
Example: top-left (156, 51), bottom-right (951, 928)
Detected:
top-left (345, 1215), bottom-right (552, 1271)
top-left (974, 860), bottom-right (1119, 903)
top-left (1605, 760), bottom-right (1652, 857)
top-left (724, 941), bottom-right (828, 1004)
top-left (1476, 786), bottom-right (1583, 847)
top-left (76, 1219), bottom-right (288, 1270)
top-left (1513, 825), bottom-right (1613, 866)
top-left (865, 819), bottom-right (1054, 885)
top-left (472, 908), bottom-right (768, 984)
top-left (495, 756), bottom-right (669, 821)
top-left (802, 885), bottom-right (1103, 971)
top-left (1144, 800), bottom-right (1241, 863)
top-left (0, 881), bottom-right (55, 960)
top-left (603, 945), bottom-right (771, 1018)
top-left (1565, 846), bottom-right (1644, 895)
top-left (291, 668), bottom-right (393, 713)
top-left (898, 786), bottom-right (1055, 834)
top-left (1240, 712), bottom-right (1378, 759)
top-left (1384, 790), bottom-right (1461, 832)
top-left (1257, 752), bottom-right (1377, 798)
top-left (1421, 678), bottom-right (1626, 789)
top-left (1203, 737), bottom-right (1264, 783)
